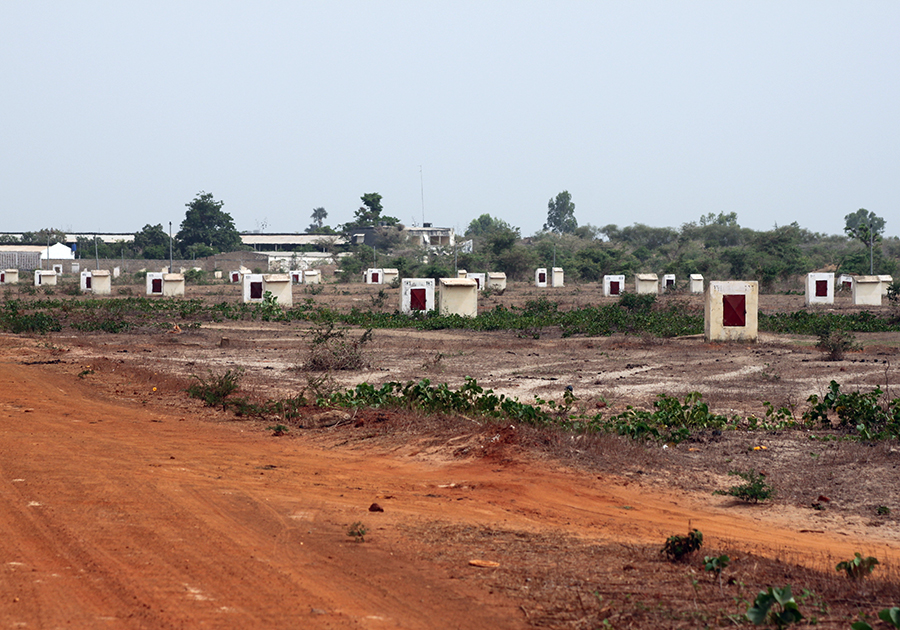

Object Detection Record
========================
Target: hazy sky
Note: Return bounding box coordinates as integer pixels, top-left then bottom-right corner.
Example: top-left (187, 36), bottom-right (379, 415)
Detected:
top-left (2, 2), bottom-right (898, 238)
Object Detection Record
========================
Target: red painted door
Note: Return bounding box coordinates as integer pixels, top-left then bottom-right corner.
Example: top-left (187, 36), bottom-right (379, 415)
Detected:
top-left (539, 272), bottom-right (546, 283)
top-left (722, 295), bottom-right (746, 327)
top-left (815, 280), bottom-right (828, 297)
top-left (610, 281), bottom-right (620, 295)
top-left (250, 282), bottom-right (263, 299)
top-left (372, 272), bottom-right (379, 283)
top-left (152, 278), bottom-right (162, 293)
top-left (86, 277), bottom-right (91, 289)
top-left (410, 288), bottom-right (427, 311)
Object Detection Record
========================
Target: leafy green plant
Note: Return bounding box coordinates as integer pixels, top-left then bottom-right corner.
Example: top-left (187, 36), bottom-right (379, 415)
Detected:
top-left (876, 505), bottom-right (891, 516)
top-left (187, 368), bottom-right (244, 410)
top-left (722, 469), bottom-right (775, 503)
top-left (347, 521), bottom-right (368, 542)
top-left (266, 424), bottom-right (289, 436)
top-left (661, 528), bottom-right (703, 562)
top-left (704, 554), bottom-right (730, 578)
top-left (746, 585), bottom-right (803, 628)
top-left (836, 553), bottom-right (879, 581)
top-left (852, 607), bottom-right (900, 630)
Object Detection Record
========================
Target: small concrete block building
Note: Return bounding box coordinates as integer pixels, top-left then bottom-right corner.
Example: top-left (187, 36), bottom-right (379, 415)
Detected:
top-left (551, 267), bottom-right (564, 287)
top-left (401, 278), bottom-right (435, 314)
top-left (230, 270), bottom-right (242, 283)
top-left (80, 270), bottom-right (93, 292)
top-left (34, 270), bottom-right (57, 286)
top-left (604, 275), bottom-right (625, 297)
top-left (0, 269), bottom-right (19, 284)
top-left (705, 281), bottom-right (759, 342)
top-left (879, 275), bottom-right (894, 296)
top-left (91, 270), bottom-right (112, 296)
top-left (263, 274), bottom-right (292, 306)
top-left (805, 272), bottom-right (834, 305)
top-left (486, 272), bottom-right (507, 291)
top-left (457, 269), bottom-right (467, 278)
top-left (303, 270), bottom-right (321, 284)
top-left (290, 271), bottom-right (303, 284)
top-left (853, 276), bottom-right (882, 306)
top-left (146, 272), bottom-right (164, 295)
top-left (635, 273), bottom-right (658, 295)
top-left (535, 268), bottom-right (548, 287)
top-left (690, 274), bottom-right (704, 293)
top-left (663, 274), bottom-right (676, 291)
top-left (242, 273), bottom-right (265, 302)
top-left (162, 273), bottom-right (185, 297)
top-left (439, 278), bottom-right (478, 317)
top-left (839, 274), bottom-right (853, 291)
top-left (381, 268), bottom-right (399, 285)
top-left (468, 272), bottom-right (486, 290)
top-left (365, 268), bottom-right (383, 284)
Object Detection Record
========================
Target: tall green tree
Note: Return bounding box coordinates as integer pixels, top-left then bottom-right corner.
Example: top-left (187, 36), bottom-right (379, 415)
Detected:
top-left (133, 224), bottom-right (172, 259)
top-left (307, 207), bottom-right (328, 233)
top-left (176, 192), bottom-right (243, 254)
top-left (844, 208), bottom-right (885, 274)
top-left (544, 190), bottom-right (578, 234)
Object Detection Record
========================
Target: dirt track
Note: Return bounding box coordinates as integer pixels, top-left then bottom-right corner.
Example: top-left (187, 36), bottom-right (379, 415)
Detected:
top-left (3, 329), bottom-right (900, 629)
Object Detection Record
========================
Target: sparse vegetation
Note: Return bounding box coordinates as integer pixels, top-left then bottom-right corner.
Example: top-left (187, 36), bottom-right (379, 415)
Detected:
top-left (721, 469), bottom-right (776, 503)
top-left (187, 368), bottom-right (244, 410)
top-left (837, 553), bottom-right (879, 581)
top-left (661, 528), bottom-right (702, 562)
top-left (304, 322), bottom-right (372, 371)
top-left (347, 521), bottom-right (368, 542)
top-left (746, 585), bottom-right (803, 628)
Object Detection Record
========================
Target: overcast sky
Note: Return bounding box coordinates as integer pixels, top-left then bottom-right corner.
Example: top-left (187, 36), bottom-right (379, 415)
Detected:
top-left (2, 2), bottom-right (898, 238)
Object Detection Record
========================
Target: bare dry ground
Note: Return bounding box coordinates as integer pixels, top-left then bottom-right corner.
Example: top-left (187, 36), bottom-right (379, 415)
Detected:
top-left (2, 280), bottom-right (900, 628)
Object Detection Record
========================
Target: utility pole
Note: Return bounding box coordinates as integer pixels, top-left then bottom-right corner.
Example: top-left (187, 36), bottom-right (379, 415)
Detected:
top-left (94, 234), bottom-right (99, 270)
top-left (169, 221), bottom-right (173, 272)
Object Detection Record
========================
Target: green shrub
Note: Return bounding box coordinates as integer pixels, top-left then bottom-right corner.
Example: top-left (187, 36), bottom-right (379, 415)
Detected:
top-left (187, 368), bottom-right (243, 410)
top-left (836, 553), bottom-right (879, 581)
top-left (722, 469), bottom-right (775, 503)
top-left (661, 528), bottom-right (702, 562)
top-left (747, 585), bottom-right (803, 628)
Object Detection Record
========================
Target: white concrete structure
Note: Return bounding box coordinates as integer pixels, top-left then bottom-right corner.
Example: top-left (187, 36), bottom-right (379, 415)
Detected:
top-left (365, 268), bottom-right (383, 284)
top-left (635, 273), bottom-right (659, 295)
top-left (242, 273), bottom-right (265, 302)
top-left (43, 243), bottom-right (75, 260)
top-left (690, 274), bottom-right (704, 293)
top-left (290, 270), bottom-right (303, 284)
top-left (401, 278), bottom-right (435, 314)
top-left (853, 276), bottom-right (883, 306)
top-left (878, 275), bottom-right (894, 296)
top-left (213, 270), bottom-right (222, 280)
top-left (162, 273), bottom-right (185, 297)
top-left (303, 270), bottom-right (321, 284)
top-left (113, 267), bottom-right (120, 279)
top-left (468, 272), bottom-right (486, 290)
top-left (705, 281), bottom-right (759, 342)
top-left (229, 270), bottom-right (242, 283)
top-left (457, 269), bottom-right (467, 278)
top-left (52, 264), bottom-right (63, 274)
top-left (838, 274), bottom-right (853, 291)
top-left (805, 272), bottom-right (835, 305)
top-left (146, 272), bottom-right (164, 295)
top-left (80, 270), bottom-right (93, 292)
top-left (34, 270), bottom-right (57, 286)
top-left (439, 278), bottom-right (478, 317)
top-left (535, 268), bottom-right (548, 287)
top-left (662, 274), bottom-right (676, 291)
top-left (263, 274), bottom-right (292, 306)
top-left (0, 269), bottom-right (19, 284)
top-left (381, 268), bottom-right (399, 286)
top-left (486, 272), bottom-right (507, 292)
top-left (91, 270), bottom-right (112, 296)
top-left (551, 267), bottom-right (564, 287)
top-left (604, 275), bottom-right (625, 297)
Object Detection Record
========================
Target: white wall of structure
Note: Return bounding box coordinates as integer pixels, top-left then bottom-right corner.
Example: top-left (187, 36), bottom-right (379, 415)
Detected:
top-left (635, 273), bottom-right (658, 294)
top-left (604, 275), bottom-right (625, 296)
top-left (551, 268), bottom-right (564, 287)
top-left (853, 276), bottom-right (882, 306)
top-left (439, 278), bottom-right (478, 317)
top-left (146, 272), bottom-right (164, 295)
top-left (486, 272), bottom-right (507, 291)
top-left (805, 272), bottom-right (834, 305)
top-left (91, 270), bottom-right (112, 296)
top-left (162, 273), bottom-right (185, 297)
top-left (468, 272), bottom-right (486, 290)
top-left (263, 274), bottom-right (292, 306)
top-left (0, 269), bottom-right (19, 284)
top-left (34, 270), bottom-right (57, 286)
top-left (690, 274), bottom-right (704, 293)
top-left (303, 270), bottom-right (321, 284)
top-left (662, 274), bottom-right (676, 291)
top-left (705, 281), bottom-right (759, 342)
top-left (535, 268), bottom-right (548, 287)
top-left (242, 273), bottom-right (265, 302)
top-left (401, 278), bottom-right (435, 314)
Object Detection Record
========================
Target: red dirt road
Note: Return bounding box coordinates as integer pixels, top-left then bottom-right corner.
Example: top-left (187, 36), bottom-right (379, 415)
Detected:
top-left (1, 339), bottom-right (899, 629)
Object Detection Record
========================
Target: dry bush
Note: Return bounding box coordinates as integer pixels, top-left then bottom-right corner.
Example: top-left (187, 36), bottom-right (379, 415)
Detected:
top-left (303, 322), bottom-right (372, 371)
